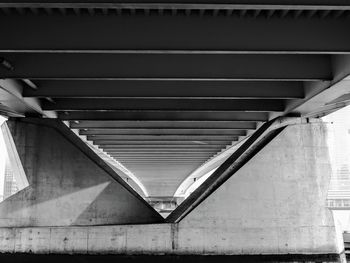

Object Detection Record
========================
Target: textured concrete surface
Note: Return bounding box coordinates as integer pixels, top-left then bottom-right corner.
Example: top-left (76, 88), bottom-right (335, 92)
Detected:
top-left (0, 119), bottom-right (163, 226)
top-left (0, 122), bottom-right (341, 255)
top-left (177, 123), bottom-right (341, 254)
top-left (0, 253), bottom-right (344, 263)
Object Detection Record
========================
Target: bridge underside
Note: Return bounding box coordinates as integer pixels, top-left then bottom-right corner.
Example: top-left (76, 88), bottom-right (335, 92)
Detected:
top-left (0, 119), bottom-right (343, 260)
top-left (0, 0), bottom-right (350, 260)
top-left (1, 0), bottom-right (350, 201)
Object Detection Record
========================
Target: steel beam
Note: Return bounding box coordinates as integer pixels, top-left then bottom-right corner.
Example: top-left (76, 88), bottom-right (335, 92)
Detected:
top-left (23, 80), bottom-right (304, 99)
top-left (60, 111), bottom-right (269, 121)
top-left (2, 1), bottom-right (350, 9)
top-left (0, 53), bottom-right (331, 80)
top-left (111, 153), bottom-right (214, 157)
top-left (88, 135), bottom-right (239, 141)
top-left (0, 13), bottom-right (350, 53)
top-left (92, 137), bottom-right (238, 143)
top-left (70, 121), bottom-right (257, 129)
top-left (0, 79), bottom-right (56, 118)
top-left (94, 140), bottom-right (235, 145)
top-left (100, 145), bottom-right (226, 149)
top-left (42, 99), bottom-right (285, 111)
top-left (121, 161), bottom-right (206, 164)
top-left (105, 151), bottom-right (218, 156)
top-left (115, 157), bottom-right (209, 160)
top-left (80, 129), bottom-right (247, 136)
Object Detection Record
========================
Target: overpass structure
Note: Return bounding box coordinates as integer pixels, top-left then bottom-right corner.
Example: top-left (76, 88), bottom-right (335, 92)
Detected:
top-left (0, 0), bottom-right (350, 262)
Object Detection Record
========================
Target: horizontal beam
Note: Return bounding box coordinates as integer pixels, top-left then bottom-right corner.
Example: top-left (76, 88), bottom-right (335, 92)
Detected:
top-left (70, 120), bottom-right (257, 129)
top-left (94, 140), bottom-right (235, 145)
top-left (110, 152), bottom-right (214, 159)
top-left (0, 53), bottom-right (331, 80)
top-left (42, 99), bottom-right (285, 111)
top-left (60, 111), bottom-right (269, 121)
top-left (100, 145), bottom-right (226, 149)
top-left (0, 13), bottom-right (349, 53)
top-left (2, 1), bottom-right (350, 9)
top-left (80, 129), bottom-right (247, 136)
top-left (87, 135), bottom-right (238, 144)
top-left (0, 79), bottom-right (52, 117)
top-left (87, 135), bottom-right (239, 140)
top-left (113, 157), bottom-right (214, 160)
top-left (114, 158), bottom-right (213, 161)
top-left (24, 80), bottom-right (304, 99)
top-left (104, 150), bottom-right (220, 153)
top-left (122, 161), bottom-right (206, 164)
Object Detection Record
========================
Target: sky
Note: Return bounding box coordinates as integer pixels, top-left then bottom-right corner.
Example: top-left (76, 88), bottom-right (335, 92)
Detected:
top-left (0, 116), bottom-right (8, 198)
top-left (323, 105), bottom-right (350, 175)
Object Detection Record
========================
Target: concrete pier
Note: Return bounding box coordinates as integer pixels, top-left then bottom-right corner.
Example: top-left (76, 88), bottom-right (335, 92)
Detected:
top-left (0, 119), bottom-right (343, 261)
top-left (2, 1), bottom-right (350, 261)
top-left (0, 119), bottom-right (163, 226)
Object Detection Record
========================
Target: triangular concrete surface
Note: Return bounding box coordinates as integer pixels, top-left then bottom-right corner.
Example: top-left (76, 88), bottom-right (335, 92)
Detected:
top-left (175, 123), bottom-right (340, 255)
top-left (0, 118), bottom-right (163, 227)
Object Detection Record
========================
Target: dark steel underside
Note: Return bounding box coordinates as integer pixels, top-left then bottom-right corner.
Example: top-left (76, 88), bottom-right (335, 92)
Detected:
top-left (1, 0), bottom-right (350, 199)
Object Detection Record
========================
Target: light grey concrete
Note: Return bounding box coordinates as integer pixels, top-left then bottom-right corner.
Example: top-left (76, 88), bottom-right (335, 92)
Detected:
top-left (177, 122), bottom-right (341, 254)
top-left (0, 119), bottom-right (163, 226)
top-left (0, 122), bottom-right (341, 255)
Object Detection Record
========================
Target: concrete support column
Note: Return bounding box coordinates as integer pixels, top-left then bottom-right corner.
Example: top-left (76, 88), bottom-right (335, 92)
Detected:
top-left (176, 122), bottom-right (342, 256)
top-left (0, 120), bottom-right (344, 262)
top-left (0, 118), bottom-right (163, 226)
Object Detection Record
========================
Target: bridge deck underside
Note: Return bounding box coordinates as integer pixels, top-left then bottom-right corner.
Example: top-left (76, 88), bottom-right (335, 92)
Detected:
top-left (1, 0), bottom-right (350, 198)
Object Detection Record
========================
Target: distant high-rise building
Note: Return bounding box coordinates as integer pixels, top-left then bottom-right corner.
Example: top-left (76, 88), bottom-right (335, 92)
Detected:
top-left (3, 161), bottom-right (18, 200)
top-left (323, 106), bottom-right (350, 208)
top-left (335, 164), bottom-right (350, 180)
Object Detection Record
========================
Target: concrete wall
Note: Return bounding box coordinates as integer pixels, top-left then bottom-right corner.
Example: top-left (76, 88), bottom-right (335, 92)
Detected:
top-left (0, 119), bottom-right (163, 226)
top-left (0, 122), bottom-right (341, 256)
top-left (176, 123), bottom-right (340, 254)
top-left (0, 224), bottom-right (173, 254)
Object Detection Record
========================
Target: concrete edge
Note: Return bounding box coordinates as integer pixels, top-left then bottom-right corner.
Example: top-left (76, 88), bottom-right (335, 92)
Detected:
top-left (0, 253), bottom-right (344, 262)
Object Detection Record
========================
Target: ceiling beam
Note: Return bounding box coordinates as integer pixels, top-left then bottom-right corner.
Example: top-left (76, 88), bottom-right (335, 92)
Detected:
top-left (100, 145), bottom-right (226, 149)
top-left (105, 149), bottom-right (218, 155)
top-left (42, 99), bottom-right (285, 112)
top-left (79, 129), bottom-right (247, 136)
top-left (59, 111), bottom-right (269, 121)
top-left (70, 120), bottom-right (257, 129)
top-left (2, 1), bottom-right (350, 9)
top-left (93, 140), bottom-right (235, 145)
top-left (115, 157), bottom-right (210, 160)
top-left (0, 13), bottom-right (350, 53)
top-left (0, 53), bottom-right (331, 80)
top-left (111, 153), bottom-right (214, 156)
top-left (87, 135), bottom-right (237, 144)
top-left (121, 161), bottom-right (206, 164)
top-left (23, 80), bottom-right (304, 99)
top-left (0, 79), bottom-right (56, 118)
top-left (87, 135), bottom-right (239, 141)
